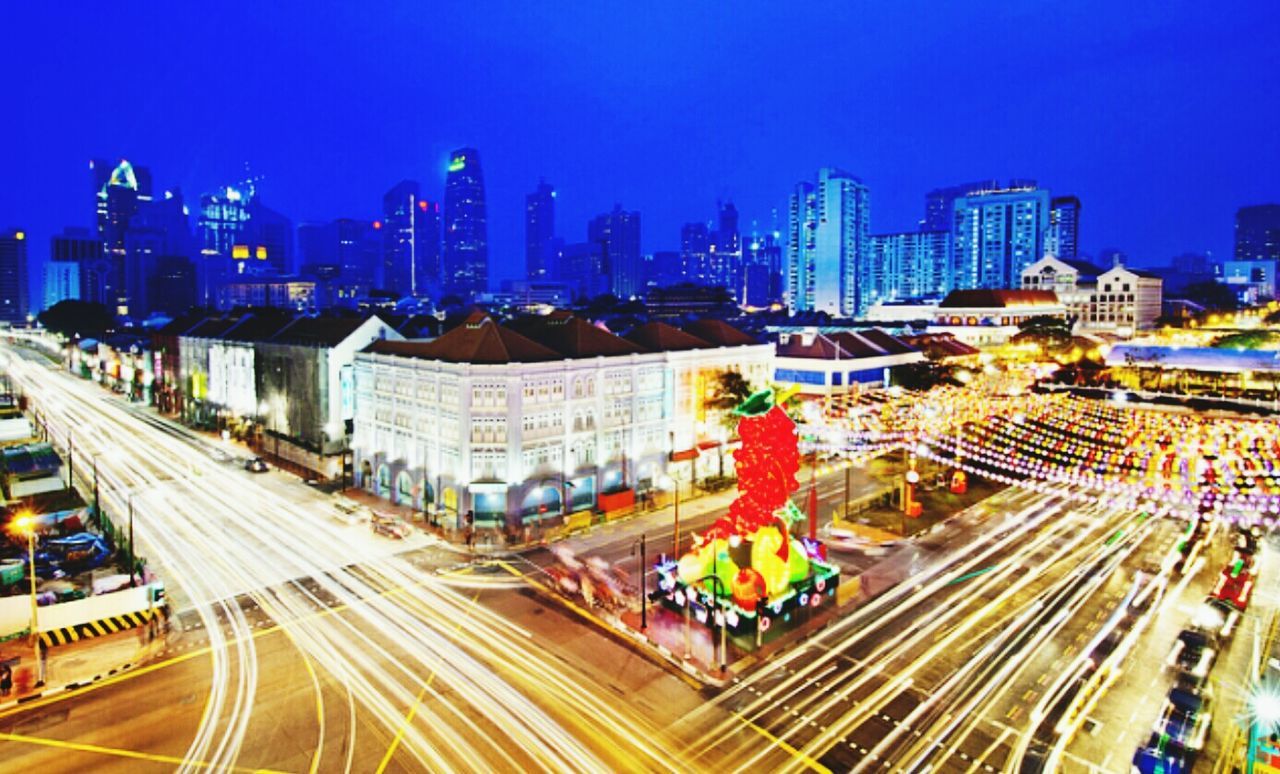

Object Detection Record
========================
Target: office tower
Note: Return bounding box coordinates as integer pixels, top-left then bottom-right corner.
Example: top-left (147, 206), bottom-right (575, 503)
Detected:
top-left (786, 167), bottom-right (871, 317)
top-left (525, 179), bottom-right (557, 279)
top-left (52, 227), bottom-right (107, 306)
top-left (710, 201), bottom-right (741, 288)
top-left (123, 188), bottom-right (193, 318)
top-left (588, 205), bottom-right (642, 298)
top-left (559, 241), bottom-right (606, 299)
top-left (382, 180), bottom-right (440, 297)
top-left (681, 222), bottom-right (710, 283)
top-left (297, 221), bottom-right (339, 275)
top-left (198, 186), bottom-right (250, 258)
top-left (246, 199), bottom-right (293, 275)
top-left (649, 250), bottom-right (682, 288)
top-left (92, 159), bottom-right (154, 313)
top-left (1234, 204), bottom-right (1280, 262)
top-left (442, 148), bottom-right (489, 297)
top-left (743, 230), bottom-right (783, 306)
top-left (148, 256), bottom-right (197, 315)
top-left (951, 183), bottom-right (1050, 289)
top-left (44, 261), bottom-right (80, 311)
top-left (1046, 195), bottom-right (1081, 259)
top-left (868, 231), bottom-right (952, 304)
top-left (923, 180), bottom-right (999, 232)
top-left (0, 229), bottom-right (29, 323)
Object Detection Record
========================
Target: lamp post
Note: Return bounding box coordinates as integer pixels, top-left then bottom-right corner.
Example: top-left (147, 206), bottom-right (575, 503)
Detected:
top-left (10, 514), bottom-right (42, 685)
top-left (631, 533), bottom-right (647, 630)
top-left (659, 475), bottom-right (681, 558)
top-left (128, 492), bottom-right (136, 587)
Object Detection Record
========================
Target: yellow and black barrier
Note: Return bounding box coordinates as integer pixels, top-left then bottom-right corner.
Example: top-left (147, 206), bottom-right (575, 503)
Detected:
top-left (39, 605), bottom-right (169, 648)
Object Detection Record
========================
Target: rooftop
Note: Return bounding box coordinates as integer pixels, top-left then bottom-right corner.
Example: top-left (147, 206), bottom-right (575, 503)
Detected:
top-left (938, 289), bottom-right (1061, 309)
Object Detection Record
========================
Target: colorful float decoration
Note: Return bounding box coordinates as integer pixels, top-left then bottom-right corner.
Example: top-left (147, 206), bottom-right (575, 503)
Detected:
top-left (654, 388), bottom-right (840, 643)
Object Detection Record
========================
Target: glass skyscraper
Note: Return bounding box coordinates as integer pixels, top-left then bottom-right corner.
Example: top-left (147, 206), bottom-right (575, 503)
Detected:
top-left (525, 179), bottom-right (556, 279)
top-left (443, 148), bottom-right (489, 297)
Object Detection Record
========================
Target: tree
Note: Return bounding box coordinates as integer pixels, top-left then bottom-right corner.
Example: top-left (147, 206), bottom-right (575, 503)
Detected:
top-left (706, 370), bottom-right (754, 428)
top-left (1182, 281), bottom-right (1239, 311)
top-left (1012, 315), bottom-right (1073, 354)
top-left (38, 300), bottom-right (114, 339)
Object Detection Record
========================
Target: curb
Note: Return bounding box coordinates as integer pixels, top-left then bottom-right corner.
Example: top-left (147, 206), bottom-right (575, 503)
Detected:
top-left (0, 658), bottom-right (140, 713)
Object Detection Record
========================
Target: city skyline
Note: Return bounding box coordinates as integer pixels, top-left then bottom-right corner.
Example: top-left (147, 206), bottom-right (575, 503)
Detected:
top-left (4, 3), bottom-right (1278, 296)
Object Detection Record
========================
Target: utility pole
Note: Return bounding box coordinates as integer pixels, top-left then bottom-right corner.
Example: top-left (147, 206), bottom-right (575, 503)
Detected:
top-left (128, 494), bottom-right (136, 588)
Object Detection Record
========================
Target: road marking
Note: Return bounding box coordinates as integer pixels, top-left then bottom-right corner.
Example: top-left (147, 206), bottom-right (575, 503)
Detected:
top-left (733, 711), bottom-right (832, 774)
top-left (375, 590), bottom-right (481, 773)
top-left (0, 731), bottom-right (284, 772)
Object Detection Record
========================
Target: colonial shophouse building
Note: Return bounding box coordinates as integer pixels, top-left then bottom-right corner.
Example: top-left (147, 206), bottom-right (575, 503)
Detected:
top-left (351, 311), bottom-right (773, 528)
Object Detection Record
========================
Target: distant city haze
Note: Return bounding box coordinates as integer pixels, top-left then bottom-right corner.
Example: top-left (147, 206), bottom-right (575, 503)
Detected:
top-left (3, 3), bottom-right (1278, 296)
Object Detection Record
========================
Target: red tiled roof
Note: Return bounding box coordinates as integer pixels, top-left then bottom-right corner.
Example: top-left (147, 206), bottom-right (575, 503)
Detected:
top-left (938, 289), bottom-right (1059, 309)
top-left (681, 319), bottom-right (758, 347)
top-left (367, 313), bottom-right (561, 364)
top-left (271, 316), bottom-right (381, 347)
top-left (508, 313), bottom-right (646, 358)
top-left (624, 322), bottom-right (714, 351)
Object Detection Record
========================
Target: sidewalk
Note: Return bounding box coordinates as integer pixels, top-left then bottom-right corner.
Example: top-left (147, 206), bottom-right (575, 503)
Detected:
top-left (0, 623), bottom-right (166, 708)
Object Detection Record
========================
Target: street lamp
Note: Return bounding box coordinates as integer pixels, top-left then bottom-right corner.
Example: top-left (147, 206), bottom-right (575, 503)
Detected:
top-left (659, 474), bottom-right (681, 558)
top-left (630, 533), bottom-right (647, 630)
top-left (10, 513), bottom-right (42, 685)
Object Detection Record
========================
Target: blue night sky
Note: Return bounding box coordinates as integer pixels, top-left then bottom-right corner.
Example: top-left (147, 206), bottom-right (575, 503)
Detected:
top-left (3, 1), bottom-right (1278, 291)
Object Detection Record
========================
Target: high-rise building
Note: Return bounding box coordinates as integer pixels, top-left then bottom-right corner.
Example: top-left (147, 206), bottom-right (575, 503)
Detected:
top-left (525, 179), bottom-right (556, 279)
top-left (1046, 196), bottom-right (1081, 260)
top-left (742, 230), bottom-right (783, 306)
top-left (44, 261), bottom-right (80, 311)
top-left (52, 227), bottom-right (107, 306)
top-left (681, 222), bottom-right (710, 283)
top-left (148, 256), bottom-right (197, 316)
top-left (709, 201), bottom-right (741, 289)
top-left (1234, 204), bottom-right (1280, 262)
top-left (123, 188), bottom-right (193, 318)
top-left (0, 229), bottom-right (29, 323)
top-left (588, 205), bottom-right (642, 298)
top-left (442, 148), bottom-right (489, 297)
top-left (558, 241), bottom-right (606, 299)
top-left (923, 180), bottom-right (998, 232)
top-left (786, 168), bottom-right (870, 317)
top-left (382, 180), bottom-right (440, 297)
top-left (951, 183), bottom-right (1050, 289)
top-left (92, 159), bottom-right (154, 313)
top-left (868, 231), bottom-right (952, 304)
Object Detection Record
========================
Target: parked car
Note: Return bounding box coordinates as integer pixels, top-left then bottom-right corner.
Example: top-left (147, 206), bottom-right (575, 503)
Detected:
top-left (1211, 567), bottom-right (1256, 611)
top-left (245, 457), bottom-right (269, 473)
top-left (1166, 629), bottom-right (1217, 679)
top-left (1153, 687), bottom-right (1212, 751)
top-left (371, 514), bottom-right (411, 539)
top-left (331, 499), bottom-right (374, 526)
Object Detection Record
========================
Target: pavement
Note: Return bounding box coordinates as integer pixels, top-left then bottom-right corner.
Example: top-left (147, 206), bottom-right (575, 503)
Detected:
top-left (0, 623), bottom-right (166, 710)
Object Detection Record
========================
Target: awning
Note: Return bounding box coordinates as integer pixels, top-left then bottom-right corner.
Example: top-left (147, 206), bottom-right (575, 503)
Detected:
top-left (669, 449), bottom-right (699, 462)
top-left (39, 605), bottom-right (169, 648)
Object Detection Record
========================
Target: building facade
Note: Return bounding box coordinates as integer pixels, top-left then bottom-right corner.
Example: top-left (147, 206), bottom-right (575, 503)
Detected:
top-left (525, 179), bottom-right (556, 280)
top-left (588, 205), bottom-right (642, 298)
top-left (1021, 257), bottom-right (1163, 336)
top-left (442, 148), bottom-right (489, 297)
top-left (787, 168), bottom-right (871, 317)
top-left (867, 230), bottom-right (952, 305)
top-left (1234, 204), bottom-right (1280, 262)
top-left (952, 184), bottom-right (1050, 290)
top-left (0, 229), bottom-right (29, 324)
top-left (773, 328), bottom-right (925, 397)
top-left (351, 312), bottom-right (772, 528)
top-left (929, 289), bottom-right (1066, 347)
top-left (1046, 195), bottom-right (1081, 260)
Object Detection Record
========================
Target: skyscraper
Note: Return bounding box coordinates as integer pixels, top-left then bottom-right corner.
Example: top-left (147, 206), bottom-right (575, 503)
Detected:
top-left (442, 148), bottom-right (489, 297)
top-left (1046, 195), bottom-right (1081, 259)
top-left (382, 180), bottom-right (440, 296)
top-left (786, 168), bottom-right (870, 317)
top-left (525, 179), bottom-right (556, 279)
top-left (0, 229), bottom-right (29, 323)
top-left (1234, 204), bottom-right (1280, 262)
top-left (868, 230), bottom-right (952, 303)
top-left (52, 227), bottom-right (107, 306)
top-left (588, 205), bottom-right (642, 298)
top-left (681, 222), bottom-right (710, 284)
top-left (923, 180), bottom-right (998, 231)
top-left (742, 230), bottom-right (783, 307)
top-left (92, 158), bottom-right (154, 313)
top-left (710, 201), bottom-right (741, 289)
top-left (951, 183), bottom-right (1050, 289)
top-left (43, 261), bottom-right (80, 311)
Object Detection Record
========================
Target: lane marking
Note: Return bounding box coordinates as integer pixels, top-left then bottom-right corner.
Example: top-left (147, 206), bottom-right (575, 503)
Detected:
top-left (374, 590), bottom-right (482, 773)
top-left (733, 711), bottom-right (833, 774)
top-left (0, 730), bottom-right (286, 772)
